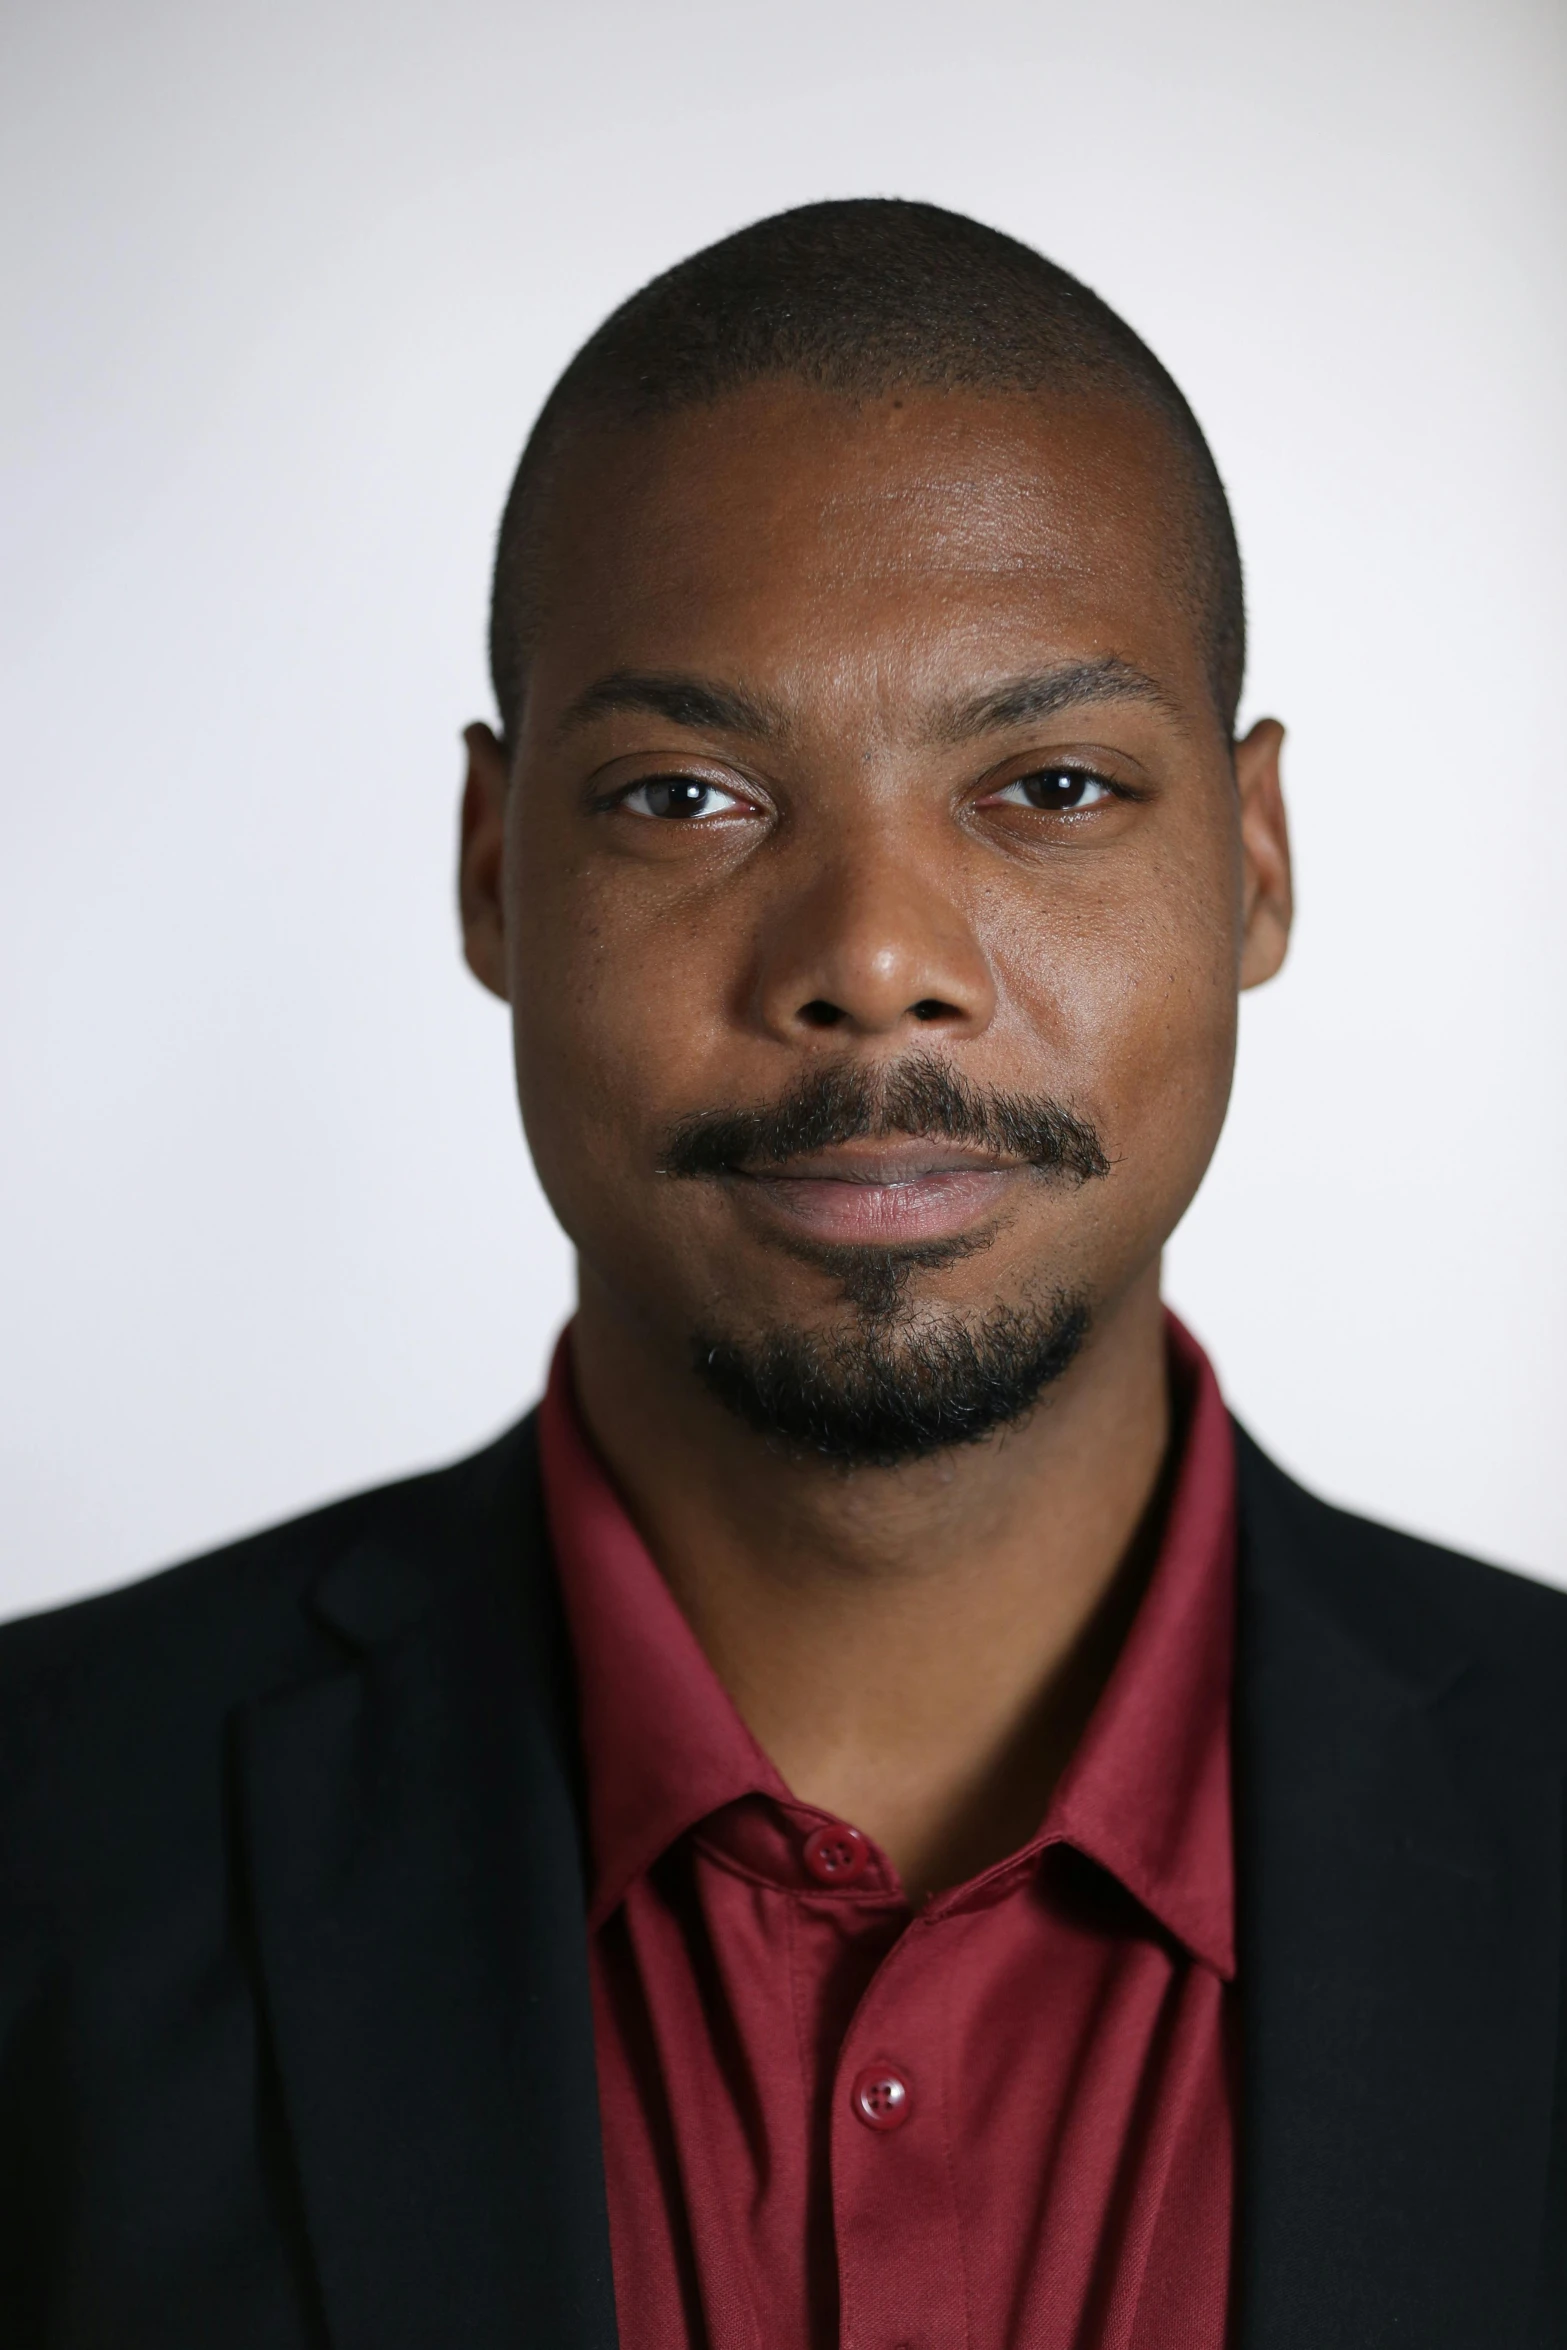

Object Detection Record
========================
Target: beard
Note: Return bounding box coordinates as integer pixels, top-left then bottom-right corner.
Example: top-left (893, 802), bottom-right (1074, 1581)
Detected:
top-left (692, 1288), bottom-right (1090, 1468)
top-left (668, 1055), bottom-right (1105, 1468)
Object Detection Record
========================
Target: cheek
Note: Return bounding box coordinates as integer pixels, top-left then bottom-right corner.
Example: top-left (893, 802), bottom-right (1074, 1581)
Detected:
top-left (505, 851), bottom-right (717, 1225)
top-left (996, 853), bottom-right (1240, 1189)
top-left (506, 842), bottom-right (615, 1205)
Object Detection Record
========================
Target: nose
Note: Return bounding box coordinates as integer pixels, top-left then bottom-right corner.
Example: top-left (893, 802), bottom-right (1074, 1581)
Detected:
top-left (747, 832), bottom-right (996, 1044)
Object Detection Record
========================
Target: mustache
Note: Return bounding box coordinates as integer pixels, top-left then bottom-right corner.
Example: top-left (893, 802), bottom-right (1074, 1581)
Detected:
top-left (659, 1057), bottom-right (1112, 1184)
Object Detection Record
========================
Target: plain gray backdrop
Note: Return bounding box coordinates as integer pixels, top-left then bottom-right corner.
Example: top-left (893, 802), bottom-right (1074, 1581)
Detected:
top-left (3, 0), bottom-right (1564, 1615)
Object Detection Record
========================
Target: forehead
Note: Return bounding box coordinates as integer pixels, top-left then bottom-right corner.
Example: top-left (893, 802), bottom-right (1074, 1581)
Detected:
top-left (524, 382), bottom-right (1209, 727)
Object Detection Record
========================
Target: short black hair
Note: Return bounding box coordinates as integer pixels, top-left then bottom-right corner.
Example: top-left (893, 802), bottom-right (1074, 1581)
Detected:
top-left (489, 199), bottom-right (1244, 739)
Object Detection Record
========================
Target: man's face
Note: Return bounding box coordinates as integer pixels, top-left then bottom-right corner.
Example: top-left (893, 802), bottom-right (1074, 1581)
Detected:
top-left (462, 382), bottom-right (1289, 1442)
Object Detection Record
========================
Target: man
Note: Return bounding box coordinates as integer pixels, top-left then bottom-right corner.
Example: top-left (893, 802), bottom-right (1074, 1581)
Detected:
top-left (1, 199), bottom-right (1562, 2350)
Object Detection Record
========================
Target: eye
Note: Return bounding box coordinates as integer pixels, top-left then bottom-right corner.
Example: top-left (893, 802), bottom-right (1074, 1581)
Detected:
top-left (619, 774), bottom-right (751, 820)
top-left (987, 767), bottom-right (1115, 813)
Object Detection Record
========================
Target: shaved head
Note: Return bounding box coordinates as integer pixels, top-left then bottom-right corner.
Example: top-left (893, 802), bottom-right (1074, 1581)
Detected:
top-left (489, 199), bottom-right (1246, 744)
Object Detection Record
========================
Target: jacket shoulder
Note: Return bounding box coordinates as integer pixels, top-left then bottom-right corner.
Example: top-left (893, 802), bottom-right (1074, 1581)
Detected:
top-left (1235, 1418), bottom-right (1567, 1721)
top-left (0, 1416), bottom-right (541, 1792)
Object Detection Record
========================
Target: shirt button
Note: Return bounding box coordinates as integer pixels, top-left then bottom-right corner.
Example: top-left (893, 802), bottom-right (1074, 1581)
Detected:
top-left (803, 1822), bottom-right (869, 1885)
top-left (851, 2066), bottom-right (911, 2131)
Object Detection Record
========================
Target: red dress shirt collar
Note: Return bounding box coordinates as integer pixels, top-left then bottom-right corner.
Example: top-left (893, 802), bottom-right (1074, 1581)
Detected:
top-left (539, 1311), bottom-right (1235, 1977)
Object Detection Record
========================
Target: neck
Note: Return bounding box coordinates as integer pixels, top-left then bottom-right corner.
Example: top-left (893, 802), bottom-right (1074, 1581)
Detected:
top-left (569, 1265), bottom-right (1172, 1904)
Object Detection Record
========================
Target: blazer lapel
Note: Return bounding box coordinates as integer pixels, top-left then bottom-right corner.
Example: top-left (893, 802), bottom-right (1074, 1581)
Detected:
top-left (236, 1420), bottom-right (618, 2350)
top-left (1234, 1429), bottom-right (1563, 2349)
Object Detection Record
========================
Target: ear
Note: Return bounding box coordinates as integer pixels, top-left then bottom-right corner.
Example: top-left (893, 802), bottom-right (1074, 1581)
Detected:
top-left (1234, 718), bottom-right (1292, 990)
top-left (458, 722), bottom-right (511, 1003)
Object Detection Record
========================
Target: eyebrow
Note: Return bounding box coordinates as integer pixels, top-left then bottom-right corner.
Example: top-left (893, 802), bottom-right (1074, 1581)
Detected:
top-left (552, 652), bottom-right (1180, 750)
top-left (924, 656), bottom-right (1181, 743)
top-left (552, 670), bottom-right (783, 744)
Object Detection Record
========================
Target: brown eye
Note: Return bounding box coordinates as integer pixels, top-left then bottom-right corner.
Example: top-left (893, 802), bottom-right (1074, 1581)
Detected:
top-left (621, 775), bottom-right (749, 819)
top-left (992, 768), bottom-right (1112, 812)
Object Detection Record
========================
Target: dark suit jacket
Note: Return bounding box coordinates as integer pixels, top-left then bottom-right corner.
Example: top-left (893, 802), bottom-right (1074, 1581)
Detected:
top-left (1, 1415), bottom-right (1564, 2349)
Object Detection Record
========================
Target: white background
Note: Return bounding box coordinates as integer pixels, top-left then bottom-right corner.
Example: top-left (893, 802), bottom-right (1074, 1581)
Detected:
top-left (3, 0), bottom-right (1563, 1617)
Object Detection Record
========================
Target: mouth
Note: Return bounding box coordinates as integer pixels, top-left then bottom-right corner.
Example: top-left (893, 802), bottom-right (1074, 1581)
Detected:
top-left (727, 1141), bottom-right (1025, 1246)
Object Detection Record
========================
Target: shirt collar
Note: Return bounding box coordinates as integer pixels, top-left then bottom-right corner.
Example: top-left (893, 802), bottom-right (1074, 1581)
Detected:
top-left (540, 1312), bottom-right (1235, 1974)
top-left (538, 1342), bottom-right (784, 1927)
top-left (1042, 1312), bottom-right (1235, 1977)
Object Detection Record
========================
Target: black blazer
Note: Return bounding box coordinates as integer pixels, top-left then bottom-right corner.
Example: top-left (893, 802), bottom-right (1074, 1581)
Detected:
top-left (1, 1416), bottom-right (1564, 2349)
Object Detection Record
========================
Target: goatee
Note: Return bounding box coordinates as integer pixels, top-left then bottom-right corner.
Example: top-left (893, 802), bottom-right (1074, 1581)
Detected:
top-left (692, 1290), bottom-right (1091, 1468)
top-left (668, 1056), bottom-right (1105, 1467)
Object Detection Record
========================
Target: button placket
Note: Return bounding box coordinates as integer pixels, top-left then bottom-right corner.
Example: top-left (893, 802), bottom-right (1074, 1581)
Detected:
top-left (830, 1919), bottom-right (969, 2350)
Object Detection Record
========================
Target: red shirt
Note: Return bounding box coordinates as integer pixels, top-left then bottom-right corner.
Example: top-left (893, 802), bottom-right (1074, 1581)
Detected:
top-left (539, 1315), bottom-right (1237, 2350)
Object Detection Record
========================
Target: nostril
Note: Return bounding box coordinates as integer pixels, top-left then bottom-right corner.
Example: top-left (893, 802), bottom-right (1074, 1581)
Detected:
top-left (911, 997), bottom-right (960, 1022)
top-left (799, 1000), bottom-right (845, 1029)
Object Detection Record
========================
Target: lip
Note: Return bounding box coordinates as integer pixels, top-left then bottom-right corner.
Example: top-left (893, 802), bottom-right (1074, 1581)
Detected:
top-left (731, 1147), bottom-right (1023, 1245)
